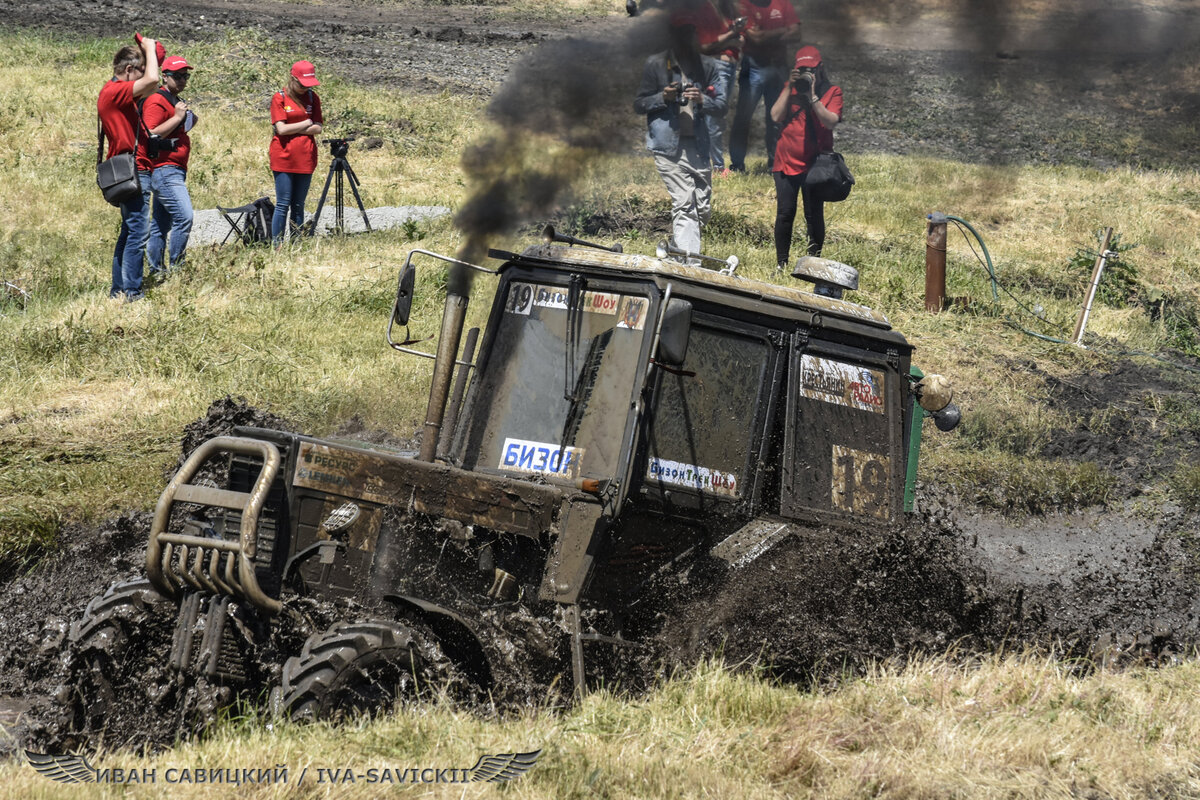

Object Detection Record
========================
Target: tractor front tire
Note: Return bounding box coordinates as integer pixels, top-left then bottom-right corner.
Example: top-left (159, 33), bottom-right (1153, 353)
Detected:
top-left (278, 620), bottom-right (441, 722)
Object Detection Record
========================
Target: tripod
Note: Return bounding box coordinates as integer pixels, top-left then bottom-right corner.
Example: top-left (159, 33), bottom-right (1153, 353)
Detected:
top-left (309, 139), bottom-right (372, 235)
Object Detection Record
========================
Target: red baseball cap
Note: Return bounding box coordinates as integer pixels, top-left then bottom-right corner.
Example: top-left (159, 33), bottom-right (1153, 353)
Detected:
top-left (162, 56), bottom-right (192, 72)
top-left (794, 46), bottom-right (822, 68)
top-left (134, 32), bottom-right (167, 66)
top-left (291, 60), bottom-right (320, 87)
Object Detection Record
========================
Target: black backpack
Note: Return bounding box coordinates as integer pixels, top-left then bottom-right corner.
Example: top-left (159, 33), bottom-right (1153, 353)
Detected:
top-left (247, 197), bottom-right (275, 243)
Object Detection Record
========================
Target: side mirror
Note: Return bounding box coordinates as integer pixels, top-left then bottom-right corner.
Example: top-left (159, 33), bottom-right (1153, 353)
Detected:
top-left (392, 265), bottom-right (416, 326)
top-left (656, 298), bottom-right (693, 367)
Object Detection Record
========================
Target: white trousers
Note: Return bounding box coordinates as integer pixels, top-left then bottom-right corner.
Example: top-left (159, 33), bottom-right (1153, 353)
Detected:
top-left (654, 138), bottom-right (712, 260)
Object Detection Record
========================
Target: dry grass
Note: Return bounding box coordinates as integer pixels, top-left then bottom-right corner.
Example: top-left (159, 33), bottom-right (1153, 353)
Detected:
top-left (773, 653), bottom-right (1200, 799)
top-left (3, 656), bottom-right (1200, 798)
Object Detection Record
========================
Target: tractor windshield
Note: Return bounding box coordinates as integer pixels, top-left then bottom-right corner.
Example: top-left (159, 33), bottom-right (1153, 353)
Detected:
top-left (455, 278), bottom-right (652, 484)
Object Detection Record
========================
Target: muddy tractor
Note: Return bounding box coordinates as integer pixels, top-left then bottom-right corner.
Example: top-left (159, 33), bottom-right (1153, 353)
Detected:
top-left (66, 235), bottom-right (958, 730)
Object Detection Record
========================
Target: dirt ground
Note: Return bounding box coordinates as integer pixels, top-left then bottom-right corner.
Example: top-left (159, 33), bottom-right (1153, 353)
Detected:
top-left (2, 0), bottom-right (1200, 753)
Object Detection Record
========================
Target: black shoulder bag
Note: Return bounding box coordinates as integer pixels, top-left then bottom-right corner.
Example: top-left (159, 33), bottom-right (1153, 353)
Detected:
top-left (96, 104), bottom-right (143, 207)
top-left (801, 100), bottom-right (855, 203)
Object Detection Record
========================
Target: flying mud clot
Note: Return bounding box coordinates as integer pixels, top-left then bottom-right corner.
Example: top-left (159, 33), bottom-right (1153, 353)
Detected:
top-left (61, 236), bottom-right (960, 742)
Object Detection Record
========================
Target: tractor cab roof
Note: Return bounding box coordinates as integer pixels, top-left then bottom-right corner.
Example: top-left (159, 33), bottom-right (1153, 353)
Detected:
top-left (505, 243), bottom-right (893, 331)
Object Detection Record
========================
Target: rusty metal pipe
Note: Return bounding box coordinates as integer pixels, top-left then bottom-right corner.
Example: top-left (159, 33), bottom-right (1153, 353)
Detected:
top-left (419, 266), bottom-right (471, 462)
top-left (437, 326), bottom-right (479, 459)
top-left (925, 212), bottom-right (947, 312)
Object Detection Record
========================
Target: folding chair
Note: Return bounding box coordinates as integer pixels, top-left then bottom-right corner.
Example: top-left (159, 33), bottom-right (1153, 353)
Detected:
top-left (217, 197), bottom-right (273, 245)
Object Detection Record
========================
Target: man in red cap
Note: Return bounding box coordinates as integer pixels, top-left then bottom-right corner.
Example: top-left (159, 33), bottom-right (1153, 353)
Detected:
top-left (141, 55), bottom-right (198, 278)
top-left (98, 35), bottom-right (160, 301)
top-left (728, 0), bottom-right (800, 173)
top-left (269, 61), bottom-right (323, 243)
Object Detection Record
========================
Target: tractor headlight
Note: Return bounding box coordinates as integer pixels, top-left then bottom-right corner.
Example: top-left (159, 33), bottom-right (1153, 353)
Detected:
top-left (915, 373), bottom-right (961, 432)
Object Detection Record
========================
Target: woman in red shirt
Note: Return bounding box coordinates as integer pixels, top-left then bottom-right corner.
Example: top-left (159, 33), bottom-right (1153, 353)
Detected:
top-left (269, 61), bottom-right (323, 243)
top-left (769, 46), bottom-right (842, 270)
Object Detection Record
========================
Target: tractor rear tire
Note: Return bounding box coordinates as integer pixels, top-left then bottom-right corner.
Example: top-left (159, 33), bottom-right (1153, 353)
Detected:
top-left (278, 620), bottom-right (443, 722)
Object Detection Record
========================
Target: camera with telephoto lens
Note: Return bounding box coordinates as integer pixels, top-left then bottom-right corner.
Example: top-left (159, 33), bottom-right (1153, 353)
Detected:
top-left (324, 137), bottom-right (354, 158)
top-left (146, 134), bottom-right (179, 158)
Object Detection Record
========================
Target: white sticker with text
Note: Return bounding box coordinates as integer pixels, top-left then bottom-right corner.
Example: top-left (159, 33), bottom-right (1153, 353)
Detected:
top-left (646, 457), bottom-right (738, 497)
top-left (499, 438), bottom-right (584, 478)
top-left (800, 354), bottom-right (885, 414)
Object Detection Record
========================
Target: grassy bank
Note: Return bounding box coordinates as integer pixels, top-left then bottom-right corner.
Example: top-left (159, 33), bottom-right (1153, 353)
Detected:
top-left (2, 24), bottom-right (1200, 555)
top-left (4, 655), bottom-right (1200, 798)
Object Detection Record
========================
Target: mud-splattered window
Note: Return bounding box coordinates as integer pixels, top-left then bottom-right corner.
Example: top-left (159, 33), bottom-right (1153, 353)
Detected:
top-left (644, 326), bottom-right (771, 499)
top-left (458, 279), bottom-right (650, 482)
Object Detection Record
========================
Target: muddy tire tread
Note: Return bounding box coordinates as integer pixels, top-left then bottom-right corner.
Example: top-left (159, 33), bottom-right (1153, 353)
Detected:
top-left (280, 620), bottom-right (422, 721)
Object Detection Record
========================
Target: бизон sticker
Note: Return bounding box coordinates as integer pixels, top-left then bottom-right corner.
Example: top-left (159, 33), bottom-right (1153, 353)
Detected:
top-left (499, 438), bottom-right (585, 479)
top-left (646, 457), bottom-right (738, 497)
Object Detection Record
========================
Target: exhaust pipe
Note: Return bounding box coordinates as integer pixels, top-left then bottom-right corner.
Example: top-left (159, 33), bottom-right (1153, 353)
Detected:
top-left (418, 264), bottom-right (471, 462)
top-left (542, 224), bottom-right (623, 253)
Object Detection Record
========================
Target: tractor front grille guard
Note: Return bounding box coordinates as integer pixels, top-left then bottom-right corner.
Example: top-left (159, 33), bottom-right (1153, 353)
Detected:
top-left (147, 436), bottom-right (283, 614)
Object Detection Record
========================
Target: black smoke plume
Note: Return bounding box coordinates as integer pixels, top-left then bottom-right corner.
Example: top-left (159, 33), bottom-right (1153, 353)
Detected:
top-left (454, 14), bottom-right (673, 261)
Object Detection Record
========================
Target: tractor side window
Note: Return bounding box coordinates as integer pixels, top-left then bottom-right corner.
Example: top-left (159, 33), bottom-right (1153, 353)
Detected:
top-left (644, 326), bottom-right (770, 500)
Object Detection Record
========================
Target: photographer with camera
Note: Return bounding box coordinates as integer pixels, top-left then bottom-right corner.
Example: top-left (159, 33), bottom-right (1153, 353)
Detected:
top-left (728, 0), bottom-right (799, 174)
top-left (634, 22), bottom-right (727, 261)
top-left (140, 55), bottom-right (197, 279)
top-left (769, 46), bottom-right (842, 268)
top-left (269, 60), bottom-right (324, 244)
top-left (670, 1), bottom-right (745, 176)
top-left (98, 34), bottom-right (160, 301)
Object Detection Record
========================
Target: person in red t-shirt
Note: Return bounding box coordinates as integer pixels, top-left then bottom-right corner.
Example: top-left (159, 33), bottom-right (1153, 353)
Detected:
top-left (728, 0), bottom-right (799, 173)
top-left (269, 61), bottom-right (324, 243)
top-left (670, 1), bottom-right (746, 175)
top-left (142, 55), bottom-right (198, 278)
top-left (770, 46), bottom-right (843, 269)
top-left (98, 36), bottom-right (160, 301)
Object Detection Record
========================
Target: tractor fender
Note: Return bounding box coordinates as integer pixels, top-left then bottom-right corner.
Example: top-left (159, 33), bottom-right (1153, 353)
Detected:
top-left (381, 594), bottom-right (494, 691)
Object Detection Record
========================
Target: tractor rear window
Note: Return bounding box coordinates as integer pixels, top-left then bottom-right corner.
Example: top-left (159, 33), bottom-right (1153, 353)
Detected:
top-left (458, 280), bottom-right (650, 483)
top-left (644, 326), bottom-right (770, 499)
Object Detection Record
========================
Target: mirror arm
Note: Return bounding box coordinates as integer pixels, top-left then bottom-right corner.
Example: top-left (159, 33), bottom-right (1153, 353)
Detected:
top-left (389, 249), bottom-right (499, 359)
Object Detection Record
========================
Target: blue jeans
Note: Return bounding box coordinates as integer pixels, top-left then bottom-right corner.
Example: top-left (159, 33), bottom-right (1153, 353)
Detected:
top-left (111, 171), bottom-right (153, 298)
top-left (272, 171), bottom-right (313, 242)
top-left (706, 59), bottom-right (738, 170)
top-left (147, 166), bottom-right (193, 274)
top-left (728, 55), bottom-right (785, 172)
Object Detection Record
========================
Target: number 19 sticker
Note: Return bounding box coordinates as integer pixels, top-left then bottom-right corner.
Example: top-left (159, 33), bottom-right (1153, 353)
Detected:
top-left (831, 445), bottom-right (890, 519)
